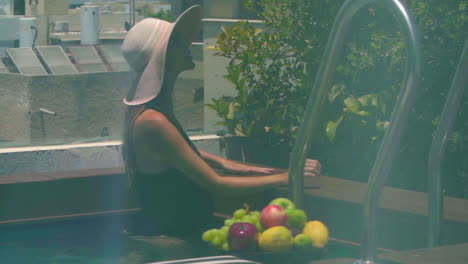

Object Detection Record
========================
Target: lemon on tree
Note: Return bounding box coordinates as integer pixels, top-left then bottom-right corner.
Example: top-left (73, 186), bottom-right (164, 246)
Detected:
top-left (258, 226), bottom-right (293, 252)
top-left (303, 221), bottom-right (329, 248)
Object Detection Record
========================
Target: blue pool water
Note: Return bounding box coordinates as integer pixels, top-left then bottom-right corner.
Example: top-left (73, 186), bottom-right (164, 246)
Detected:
top-left (0, 216), bottom-right (362, 264)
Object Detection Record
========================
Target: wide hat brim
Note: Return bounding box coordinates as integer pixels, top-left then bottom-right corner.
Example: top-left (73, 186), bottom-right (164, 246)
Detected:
top-left (123, 5), bottom-right (202, 106)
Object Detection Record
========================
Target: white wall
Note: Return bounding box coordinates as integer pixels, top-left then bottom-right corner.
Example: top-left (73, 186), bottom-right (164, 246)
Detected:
top-left (0, 15), bottom-right (19, 41)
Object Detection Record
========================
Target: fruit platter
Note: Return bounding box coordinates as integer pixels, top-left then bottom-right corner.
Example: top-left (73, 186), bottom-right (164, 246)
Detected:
top-left (202, 197), bottom-right (329, 264)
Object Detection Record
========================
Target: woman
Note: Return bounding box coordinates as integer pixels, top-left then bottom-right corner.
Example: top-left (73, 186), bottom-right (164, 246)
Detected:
top-left (121, 4), bottom-right (321, 256)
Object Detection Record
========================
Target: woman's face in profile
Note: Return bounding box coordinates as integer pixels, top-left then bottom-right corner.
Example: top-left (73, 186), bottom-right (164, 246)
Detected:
top-left (165, 35), bottom-right (195, 73)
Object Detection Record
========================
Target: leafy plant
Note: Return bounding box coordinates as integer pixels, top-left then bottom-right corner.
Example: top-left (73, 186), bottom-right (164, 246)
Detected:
top-left (206, 0), bottom-right (468, 197)
top-left (206, 0), bottom-right (344, 149)
top-left (143, 5), bottom-right (174, 22)
top-left (206, 21), bottom-right (308, 149)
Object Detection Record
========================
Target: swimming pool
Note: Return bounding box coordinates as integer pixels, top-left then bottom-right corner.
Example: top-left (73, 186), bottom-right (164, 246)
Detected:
top-left (0, 214), bottom-right (366, 264)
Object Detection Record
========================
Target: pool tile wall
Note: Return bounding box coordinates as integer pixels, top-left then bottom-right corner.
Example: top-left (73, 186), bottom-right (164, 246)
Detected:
top-left (0, 136), bottom-right (224, 223)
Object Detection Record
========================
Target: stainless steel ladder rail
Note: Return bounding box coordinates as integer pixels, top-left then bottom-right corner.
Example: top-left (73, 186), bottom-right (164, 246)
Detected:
top-left (287, 0), bottom-right (421, 263)
top-left (130, 0), bottom-right (136, 27)
top-left (428, 38), bottom-right (468, 247)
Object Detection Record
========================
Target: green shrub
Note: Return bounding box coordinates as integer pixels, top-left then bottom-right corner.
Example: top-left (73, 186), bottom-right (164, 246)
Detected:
top-left (207, 0), bottom-right (468, 197)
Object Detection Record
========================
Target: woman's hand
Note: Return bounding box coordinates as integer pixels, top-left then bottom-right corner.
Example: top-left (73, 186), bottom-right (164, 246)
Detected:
top-left (304, 159), bottom-right (321, 177)
top-left (221, 159), bottom-right (275, 174)
top-left (220, 158), bottom-right (321, 176)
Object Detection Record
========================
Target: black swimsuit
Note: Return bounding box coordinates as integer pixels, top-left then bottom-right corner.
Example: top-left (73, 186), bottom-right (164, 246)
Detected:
top-left (123, 105), bottom-right (215, 237)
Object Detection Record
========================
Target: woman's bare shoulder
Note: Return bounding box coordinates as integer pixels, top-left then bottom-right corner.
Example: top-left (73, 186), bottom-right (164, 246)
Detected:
top-left (134, 109), bottom-right (171, 132)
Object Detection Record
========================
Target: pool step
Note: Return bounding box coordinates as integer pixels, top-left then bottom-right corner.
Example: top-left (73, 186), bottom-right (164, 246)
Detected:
top-left (310, 258), bottom-right (355, 264)
top-left (378, 243), bottom-right (468, 264)
top-left (0, 168), bottom-right (138, 224)
top-left (147, 255), bottom-right (261, 264)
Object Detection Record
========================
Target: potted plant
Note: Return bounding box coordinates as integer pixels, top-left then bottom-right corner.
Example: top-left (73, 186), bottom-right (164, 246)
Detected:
top-left (205, 24), bottom-right (304, 167)
top-left (204, 0), bottom-right (340, 167)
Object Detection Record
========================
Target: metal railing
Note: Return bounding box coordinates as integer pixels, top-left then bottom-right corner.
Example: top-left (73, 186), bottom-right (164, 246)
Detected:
top-left (125, 0), bottom-right (136, 30)
top-left (130, 0), bottom-right (136, 27)
top-left (427, 38), bottom-right (468, 247)
top-left (287, 0), bottom-right (421, 263)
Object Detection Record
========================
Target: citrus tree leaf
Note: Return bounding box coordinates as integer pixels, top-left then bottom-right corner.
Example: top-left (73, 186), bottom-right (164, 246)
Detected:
top-left (227, 102), bottom-right (236, 119)
top-left (357, 111), bottom-right (371, 116)
top-left (329, 84), bottom-right (346, 103)
top-left (326, 115), bottom-right (344, 141)
top-left (344, 96), bottom-right (360, 113)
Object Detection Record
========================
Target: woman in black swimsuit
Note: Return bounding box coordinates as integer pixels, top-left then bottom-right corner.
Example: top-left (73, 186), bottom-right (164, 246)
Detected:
top-left (121, 5), bottom-right (321, 262)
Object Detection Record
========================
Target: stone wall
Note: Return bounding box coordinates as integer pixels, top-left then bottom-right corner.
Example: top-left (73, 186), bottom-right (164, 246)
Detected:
top-left (0, 73), bottom-right (31, 143)
top-left (0, 42), bottom-right (204, 147)
top-left (0, 71), bottom-right (130, 144)
top-left (29, 71), bottom-right (130, 141)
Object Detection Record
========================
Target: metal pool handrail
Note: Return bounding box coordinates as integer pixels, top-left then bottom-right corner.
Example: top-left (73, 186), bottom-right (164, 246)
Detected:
top-left (287, 0), bottom-right (421, 263)
top-left (130, 0), bottom-right (136, 27)
top-left (427, 38), bottom-right (468, 247)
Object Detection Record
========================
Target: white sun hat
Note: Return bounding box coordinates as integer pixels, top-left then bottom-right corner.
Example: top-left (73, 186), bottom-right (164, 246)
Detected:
top-left (121, 5), bottom-right (202, 106)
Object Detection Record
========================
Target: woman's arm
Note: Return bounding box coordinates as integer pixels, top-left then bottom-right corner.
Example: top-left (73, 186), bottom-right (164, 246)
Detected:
top-left (199, 149), bottom-right (276, 174)
top-left (134, 110), bottom-right (289, 196)
top-left (198, 149), bottom-right (225, 169)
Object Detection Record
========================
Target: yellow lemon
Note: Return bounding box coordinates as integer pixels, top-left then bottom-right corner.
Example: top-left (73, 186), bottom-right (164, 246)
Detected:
top-left (258, 226), bottom-right (293, 252)
top-left (302, 221), bottom-right (329, 248)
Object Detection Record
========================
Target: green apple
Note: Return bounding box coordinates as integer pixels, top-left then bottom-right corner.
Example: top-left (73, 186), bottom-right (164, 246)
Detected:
top-left (286, 209), bottom-right (308, 229)
top-left (294, 234), bottom-right (312, 250)
top-left (269, 197), bottom-right (296, 210)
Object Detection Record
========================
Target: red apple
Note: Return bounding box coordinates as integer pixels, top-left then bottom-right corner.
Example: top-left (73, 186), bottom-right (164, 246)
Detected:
top-left (260, 204), bottom-right (288, 228)
top-left (228, 222), bottom-right (258, 251)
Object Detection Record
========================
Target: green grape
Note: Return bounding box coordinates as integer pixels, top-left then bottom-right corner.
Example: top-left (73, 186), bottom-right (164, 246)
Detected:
top-left (250, 217), bottom-right (259, 226)
top-left (242, 215), bottom-right (254, 224)
top-left (218, 229), bottom-right (228, 243)
top-left (233, 208), bottom-right (246, 219)
top-left (224, 219), bottom-right (234, 227)
top-left (211, 235), bottom-right (223, 248)
top-left (221, 242), bottom-right (229, 251)
top-left (250, 210), bottom-right (261, 218)
top-left (202, 229), bottom-right (217, 242)
top-left (221, 226), bottom-right (230, 233)
top-left (251, 213), bottom-right (260, 221)
top-left (212, 229), bottom-right (222, 240)
top-left (256, 223), bottom-right (264, 233)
